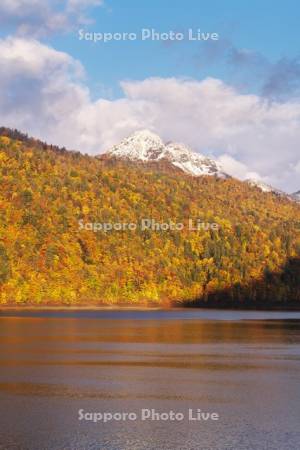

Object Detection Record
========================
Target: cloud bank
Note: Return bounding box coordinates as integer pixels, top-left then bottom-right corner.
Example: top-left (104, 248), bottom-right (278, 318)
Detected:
top-left (0, 36), bottom-right (300, 192)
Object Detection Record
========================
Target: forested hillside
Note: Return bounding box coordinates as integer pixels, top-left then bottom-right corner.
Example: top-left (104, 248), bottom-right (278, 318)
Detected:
top-left (0, 129), bottom-right (299, 307)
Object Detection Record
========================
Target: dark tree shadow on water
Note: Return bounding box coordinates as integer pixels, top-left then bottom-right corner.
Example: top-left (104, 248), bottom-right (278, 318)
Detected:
top-left (183, 257), bottom-right (300, 309)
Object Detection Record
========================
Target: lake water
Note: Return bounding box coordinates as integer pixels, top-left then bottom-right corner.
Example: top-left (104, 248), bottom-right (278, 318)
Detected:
top-left (0, 309), bottom-right (300, 450)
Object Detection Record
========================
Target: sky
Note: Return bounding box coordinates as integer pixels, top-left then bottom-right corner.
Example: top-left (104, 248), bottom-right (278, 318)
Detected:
top-left (0, 0), bottom-right (300, 192)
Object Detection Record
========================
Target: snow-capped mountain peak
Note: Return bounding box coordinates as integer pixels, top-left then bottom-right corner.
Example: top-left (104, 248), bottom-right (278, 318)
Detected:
top-left (106, 130), bottom-right (164, 161)
top-left (105, 130), bottom-right (228, 178)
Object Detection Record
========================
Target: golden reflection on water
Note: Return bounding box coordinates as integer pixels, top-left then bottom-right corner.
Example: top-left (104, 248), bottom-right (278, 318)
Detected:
top-left (1, 316), bottom-right (299, 344)
top-left (0, 312), bottom-right (300, 450)
top-left (0, 315), bottom-right (299, 372)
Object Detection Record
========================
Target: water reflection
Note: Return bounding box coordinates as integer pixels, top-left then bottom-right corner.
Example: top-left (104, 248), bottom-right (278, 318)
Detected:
top-left (0, 310), bottom-right (299, 450)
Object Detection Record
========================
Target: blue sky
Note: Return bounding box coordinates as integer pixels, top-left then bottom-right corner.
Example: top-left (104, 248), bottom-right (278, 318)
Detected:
top-left (0, 0), bottom-right (300, 191)
top-left (49, 0), bottom-right (300, 98)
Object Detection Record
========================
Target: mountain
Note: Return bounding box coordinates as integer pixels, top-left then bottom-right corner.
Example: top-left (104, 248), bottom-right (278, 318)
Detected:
top-left (245, 179), bottom-right (286, 196)
top-left (104, 130), bottom-right (228, 178)
top-left (245, 180), bottom-right (300, 203)
top-left (292, 191), bottom-right (300, 203)
top-left (104, 132), bottom-right (299, 203)
top-left (0, 128), bottom-right (300, 307)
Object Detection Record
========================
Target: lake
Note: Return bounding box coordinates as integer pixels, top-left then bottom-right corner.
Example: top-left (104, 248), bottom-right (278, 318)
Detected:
top-left (0, 309), bottom-right (300, 450)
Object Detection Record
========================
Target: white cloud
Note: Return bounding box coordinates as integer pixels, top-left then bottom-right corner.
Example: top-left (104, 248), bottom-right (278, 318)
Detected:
top-left (295, 161), bottom-right (300, 174)
top-left (0, 36), bottom-right (300, 193)
top-left (217, 155), bottom-right (261, 181)
top-left (0, 36), bottom-right (84, 77)
top-left (0, 0), bottom-right (103, 36)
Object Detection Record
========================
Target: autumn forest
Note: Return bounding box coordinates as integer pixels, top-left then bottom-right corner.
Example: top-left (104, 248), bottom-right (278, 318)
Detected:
top-left (0, 128), bottom-right (300, 307)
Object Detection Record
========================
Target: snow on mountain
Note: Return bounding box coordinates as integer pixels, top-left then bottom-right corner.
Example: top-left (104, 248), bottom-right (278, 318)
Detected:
top-left (291, 190), bottom-right (300, 202)
top-left (106, 130), bottom-right (164, 161)
top-left (164, 142), bottom-right (227, 177)
top-left (245, 179), bottom-right (298, 202)
top-left (105, 130), bottom-right (228, 178)
top-left (246, 181), bottom-right (300, 203)
top-left (104, 130), bottom-right (298, 197)
top-left (245, 179), bottom-right (286, 195)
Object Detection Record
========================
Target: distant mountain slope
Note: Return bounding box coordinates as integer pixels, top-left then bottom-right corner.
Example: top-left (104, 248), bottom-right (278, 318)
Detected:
top-left (0, 128), bottom-right (300, 307)
top-left (245, 179), bottom-right (286, 196)
top-left (292, 191), bottom-right (300, 202)
top-left (104, 130), bottom-right (228, 178)
top-left (245, 179), bottom-right (300, 203)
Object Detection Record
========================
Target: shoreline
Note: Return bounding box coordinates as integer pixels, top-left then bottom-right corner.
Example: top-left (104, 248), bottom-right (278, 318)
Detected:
top-left (1, 305), bottom-right (300, 312)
